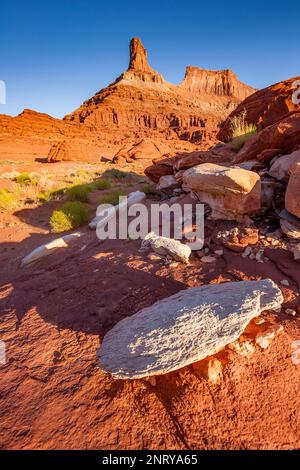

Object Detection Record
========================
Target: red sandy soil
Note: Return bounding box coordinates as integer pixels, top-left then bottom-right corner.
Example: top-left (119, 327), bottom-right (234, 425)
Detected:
top-left (0, 198), bottom-right (300, 450)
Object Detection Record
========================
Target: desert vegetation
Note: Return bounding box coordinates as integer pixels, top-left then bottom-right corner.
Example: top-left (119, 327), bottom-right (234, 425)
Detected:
top-left (230, 109), bottom-right (257, 151)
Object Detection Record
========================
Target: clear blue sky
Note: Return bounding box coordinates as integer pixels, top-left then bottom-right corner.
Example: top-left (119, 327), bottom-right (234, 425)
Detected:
top-left (1, 0), bottom-right (299, 118)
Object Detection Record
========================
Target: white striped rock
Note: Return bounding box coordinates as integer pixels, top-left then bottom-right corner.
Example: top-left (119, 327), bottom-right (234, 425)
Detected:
top-left (98, 279), bottom-right (283, 379)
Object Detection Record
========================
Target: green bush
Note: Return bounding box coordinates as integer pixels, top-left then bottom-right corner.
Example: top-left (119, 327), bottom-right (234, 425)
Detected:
top-left (93, 179), bottom-right (112, 190)
top-left (105, 168), bottom-right (129, 179)
top-left (67, 179), bottom-right (112, 202)
top-left (67, 183), bottom-right (93, 202)
top-left (50, 201), bottom-right (89, 233)
top-left (97, 190), bottom-right (124, 206)
top-left (0, 188), bottom-right (17, 209)
top-left (15, 172), bottom-right (38, 186)
top-left (38, 188), bottom-right (65, 202)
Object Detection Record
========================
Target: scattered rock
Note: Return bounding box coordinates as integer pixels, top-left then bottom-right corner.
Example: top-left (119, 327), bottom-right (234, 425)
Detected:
top-left (229, 340), bottom-right (255, 358)
top-left (285, 309), bottom-right (296, 317)
top-left (214, 249), bottom-right (224, 256)
top-left (280, 279), bottom-right (290, 287)
top-left (193, 358), bottom-right (223, 384)
top-left (279, 210), bottom-right (300, 239)
top-left (201, 256), bottom-right (217, 264)
top-left (215, 226), bottom-right (259, 253)
top-left (98, 279), bottom-right (283, 379)
top-left (255, 324), bottom-right (284, 350)
top-left (290, 244), bottom-right (300, 261)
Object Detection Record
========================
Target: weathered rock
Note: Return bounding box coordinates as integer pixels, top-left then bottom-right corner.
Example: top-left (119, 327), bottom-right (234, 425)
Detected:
top-left (193, 358), bottom-right (223, 384)
top-left (290, 244), bottom-right (300, 261)
top-left (21, 232), bottom-right (82, 267)
top-left (157, 175), bottom-right (179, 191)
top-left (269, 149), bottom-right (300, 182)
top-left (140, 232), bottom-right (191, 263)
top-left (98, 279), bottom-right (283, 379)
top-left (285, 163), bottom-right (300, 218)
top-left (182, 163), bottom-right (261, 221)
top-left (280, 209), bottom-right (300, 239)
top-left (235, 112), bottom-right (300, 164)
top-left (255, 324), bottom-right (284, 350)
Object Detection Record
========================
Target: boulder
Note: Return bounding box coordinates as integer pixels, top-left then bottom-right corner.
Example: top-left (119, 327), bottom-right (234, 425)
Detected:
top-left (182, 163), bottom-right (261, 221)
top-left (285, 163), bottom-right (300, 218)
top-left (98, 279), bottom-right (283, 379)
top-left (269, 149), bottom-right (300, 182)
top-left (140, 232), bottom-right (191, 263)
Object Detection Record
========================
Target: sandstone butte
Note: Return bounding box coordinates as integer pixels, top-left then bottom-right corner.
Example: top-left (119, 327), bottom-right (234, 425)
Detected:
top-left (0, 37), bottom-right (255, 163)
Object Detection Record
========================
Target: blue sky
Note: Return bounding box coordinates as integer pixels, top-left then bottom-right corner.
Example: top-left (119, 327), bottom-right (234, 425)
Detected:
top-left (1, 0), bottom-right (299, 118)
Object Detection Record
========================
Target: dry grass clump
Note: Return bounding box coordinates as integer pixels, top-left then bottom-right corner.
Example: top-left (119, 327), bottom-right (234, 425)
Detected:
top-left (230, 109), bottom-right (257, 151)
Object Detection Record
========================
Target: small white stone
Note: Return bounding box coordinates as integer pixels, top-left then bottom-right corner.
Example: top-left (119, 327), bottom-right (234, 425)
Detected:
top-left (285, 309), bottom-right (297, 317)
top-left (214, 249), bottom-right (224, 256)
top-left (201, 256), bottom-right (217, 264)
top-left (280, 279), bottom-right (290, 287)
top-left (242, 246), bottom-right (252, 258)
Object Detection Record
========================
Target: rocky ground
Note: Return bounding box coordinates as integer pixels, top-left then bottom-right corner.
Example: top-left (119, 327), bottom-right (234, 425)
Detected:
top-left (1, 164), bottom-right (300, 448)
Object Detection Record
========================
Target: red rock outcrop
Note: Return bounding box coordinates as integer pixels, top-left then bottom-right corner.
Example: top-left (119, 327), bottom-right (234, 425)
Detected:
top-left (218, 77), bottom-right (300, 141)
top-left (235, 111), bottom-right (300, 163)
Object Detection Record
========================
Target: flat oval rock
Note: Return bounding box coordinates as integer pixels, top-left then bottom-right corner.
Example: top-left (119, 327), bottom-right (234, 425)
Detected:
top-left (98, 279), bottom-right (283, 379)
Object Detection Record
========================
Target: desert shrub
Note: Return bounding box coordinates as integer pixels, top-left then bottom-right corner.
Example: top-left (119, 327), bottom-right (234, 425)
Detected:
top-left (67, 183), bottom-right (93, 202)
top-left (0, 188), bottom-right (17, 209)
top-left (67, 179), bottom-right (112, 202)
top-left (38, 187), bottom-right (65, 202)
top-left (92, 178), bottom-right (112, 190)
top-left (50, 201), bottom-right (89, 233)
top-left (97, 190), bottom-right (125, 206)
top-left (105, 168), bottom-right (128, 179)
top-left (15, 172), bottom-right (39, 186)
